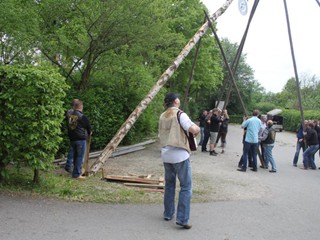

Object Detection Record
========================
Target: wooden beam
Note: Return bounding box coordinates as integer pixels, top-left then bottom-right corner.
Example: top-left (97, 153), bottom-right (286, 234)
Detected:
top-left (123, 183), bottom-right (164, 189)
top-left (104, 175), bottom-right (164, 185)
top-left (89, 0), bottom-right (235, 174)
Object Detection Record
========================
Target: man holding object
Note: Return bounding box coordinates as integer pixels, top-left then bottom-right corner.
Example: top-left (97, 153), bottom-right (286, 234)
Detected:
top-left (158, 93), bottom-right (200, 229)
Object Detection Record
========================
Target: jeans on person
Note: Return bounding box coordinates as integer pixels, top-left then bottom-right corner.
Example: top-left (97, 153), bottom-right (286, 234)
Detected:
top-left (201, 130), bottom-right (210, 151)
top-left (65, 145), bottom-right (74, 172)
top-left (71, 140), bottom-right (86, 178)
top-left (241, 141), bottom-right (258, 170)
top-left (163, 159), bottom-right (192, 225)
top-left (303, 145), bottom-right (319, 169)
top-left (264, 144), bottom-right (277, 171)
top-left (199, 127), bottom-right (204, 145)
top-left (293, 140), bottom-right (305, 165)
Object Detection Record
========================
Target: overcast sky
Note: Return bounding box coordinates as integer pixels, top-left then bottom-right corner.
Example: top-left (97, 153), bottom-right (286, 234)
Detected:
top-left (201, 0), bottom-right (320, 93)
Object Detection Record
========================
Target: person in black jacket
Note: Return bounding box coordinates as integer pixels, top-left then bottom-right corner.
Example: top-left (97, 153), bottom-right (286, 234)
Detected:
top-left (66, 99), bottom-right (92, 179)
top-left (302, 121), bottom-right (319, 170)
top-left (201, 110), bottom-right (212, 152)
top-left (260, 120), bottom-right (277, 172)
top-left (65, 99), bottom-right (79, 173)
top-left (198, 110), bottom-right (207, 146)
top-left (209, 108), bottom-right (222, 156)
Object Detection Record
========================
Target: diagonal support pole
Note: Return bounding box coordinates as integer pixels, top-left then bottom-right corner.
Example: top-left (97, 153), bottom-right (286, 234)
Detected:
top-left (89, 0), bottom-right (235, 174)
top-left (204, 11), bottom-right (248, 116)
top-left (283, 0), bottom-right (305, 125)
top-left (222, 0), bottom-right (260, 115)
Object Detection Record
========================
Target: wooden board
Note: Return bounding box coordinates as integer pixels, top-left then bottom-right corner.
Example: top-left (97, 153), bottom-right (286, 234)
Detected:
top-left (105, 175), bottom-right (164, 184)
top-left (123, 183), bottom-right (164, 189)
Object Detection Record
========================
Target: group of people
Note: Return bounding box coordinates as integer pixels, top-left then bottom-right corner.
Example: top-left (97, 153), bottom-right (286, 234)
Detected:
top-left (63, 94), bottom-right (318, 231)
top-left (293, 119), bottom-right (320, 170)
top-left (198, 108), bottom-right (230, 156)
top-left (237, 110), bottom-right (277, 173)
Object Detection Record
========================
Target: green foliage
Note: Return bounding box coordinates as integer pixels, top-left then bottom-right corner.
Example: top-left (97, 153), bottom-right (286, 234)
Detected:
top-left (267, 109), bottom-right (320, 132)
top-left (0, 65), bottom-right (69, 181)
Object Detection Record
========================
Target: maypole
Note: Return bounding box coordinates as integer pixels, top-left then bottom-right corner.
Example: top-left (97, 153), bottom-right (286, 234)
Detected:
top-left (90, 0), bottom-right (235, 174)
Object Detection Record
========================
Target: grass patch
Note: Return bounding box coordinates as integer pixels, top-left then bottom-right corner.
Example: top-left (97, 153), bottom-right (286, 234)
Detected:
top-left (1, 166), bottom-right (215, 204)
top-left (0, 166), bottom-right (163, 204)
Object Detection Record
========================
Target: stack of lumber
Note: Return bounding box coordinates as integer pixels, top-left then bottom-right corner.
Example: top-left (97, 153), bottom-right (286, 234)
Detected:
top-left (104, 174), bottom-right (164, 192)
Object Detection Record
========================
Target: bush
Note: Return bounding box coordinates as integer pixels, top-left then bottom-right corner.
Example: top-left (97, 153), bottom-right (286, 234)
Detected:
top-left (0, 65), bottom-right (69, 182)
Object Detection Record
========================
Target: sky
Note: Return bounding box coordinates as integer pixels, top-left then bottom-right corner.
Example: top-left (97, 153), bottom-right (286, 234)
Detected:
top-left (201, 0), bottom-right (320, 93)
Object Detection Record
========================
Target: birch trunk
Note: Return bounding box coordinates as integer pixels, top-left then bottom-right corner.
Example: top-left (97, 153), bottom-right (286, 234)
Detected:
top-left (90, 0), bottom-right (234, 174)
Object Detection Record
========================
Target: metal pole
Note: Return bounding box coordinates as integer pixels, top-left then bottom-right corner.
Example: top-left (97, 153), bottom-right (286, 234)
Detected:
top-left (181, 34), bottom-right (203, 111)
top-left (283, 0), bottom-right (305, 125)
top-left (223, 0), bottom-right (260, 115)
top-left (205, 11), bottom-right (248, 116)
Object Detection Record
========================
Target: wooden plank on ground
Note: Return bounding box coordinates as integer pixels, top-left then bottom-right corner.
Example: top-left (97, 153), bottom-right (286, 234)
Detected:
top-left (105, 175), bottom-right (163, 184)
top-left (124, 183), bottom-right (164, 189)
top-left (143, 189), bottom-right (165, 193)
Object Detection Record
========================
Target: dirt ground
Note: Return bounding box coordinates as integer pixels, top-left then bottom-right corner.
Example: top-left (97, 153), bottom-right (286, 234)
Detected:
top-left (100, 124), bottom-right (297, 203)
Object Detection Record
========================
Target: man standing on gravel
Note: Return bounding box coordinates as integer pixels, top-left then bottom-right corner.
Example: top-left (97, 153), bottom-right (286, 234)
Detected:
top-left (158, 93), bottom-right (200, 229)
top-left (237, 109), bottom-right (262, 172)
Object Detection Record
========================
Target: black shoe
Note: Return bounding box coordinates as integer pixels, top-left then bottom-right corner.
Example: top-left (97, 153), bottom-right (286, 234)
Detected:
top-left (201, 149), bottom-right (208, 152)
top-left (260, 165), bottom-right (268, 169)
top-left (293, 164), bottom-right (297, 167)
top-left (209, 151), bottom-right (217, 156)
top-left (269, 170), bottom-right (277, 173)
top-left (176, 222), bottom-right (192, 229)
top-left (237, 168), bottom-right (246, 172)
top-left (250, 168), bottom-right (258, 172)
top-left (64, 168), bottom-right (71, 173)
top-left (164, 217), bottom-right (172, 221)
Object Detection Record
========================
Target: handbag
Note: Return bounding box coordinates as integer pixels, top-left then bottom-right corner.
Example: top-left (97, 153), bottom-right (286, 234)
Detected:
top-left (177, 110), bottom-right (197, 151)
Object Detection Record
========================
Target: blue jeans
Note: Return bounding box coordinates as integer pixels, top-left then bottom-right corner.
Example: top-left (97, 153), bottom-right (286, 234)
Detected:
top-left (163, 159), bottom-right (192, 225)
top-left (241, 141), bottom-right (258, 170)
top-left (65, 145), bottom-right (74, 171)
top-left (264, 144), bottom-right (277, 171)
top-left (199, 127), bottom-right (204, 145)
top-left (293, 140), bottom-right (305, 165)
top-left (71, 140), bottom-right (86, 178)
top-left (303, 145), bottom-right (319, 169)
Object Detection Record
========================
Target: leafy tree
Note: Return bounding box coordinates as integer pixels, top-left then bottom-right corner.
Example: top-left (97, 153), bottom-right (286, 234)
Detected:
top-left (0, 0), bottom-right (39, 65)
top-left (33, 0), bottom-right (179, 91)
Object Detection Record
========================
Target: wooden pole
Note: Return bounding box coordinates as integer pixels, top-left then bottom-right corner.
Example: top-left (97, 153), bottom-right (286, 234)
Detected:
top-left (89, 0), bottom-right (235, 174)
top-left (283, 0), bottom-right (305, 125)
top-left (204, 11), bottom-right (248, 116)
top-left (83, 135), bottom-right (91, 176)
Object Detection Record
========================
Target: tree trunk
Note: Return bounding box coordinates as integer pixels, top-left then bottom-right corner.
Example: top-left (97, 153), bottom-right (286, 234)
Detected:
top-left (33, 169), bottom-right (40, 183)
top-left (90, 0), bottom-right (234, 174)
top-left (0, 161), bottom-right (5, 183)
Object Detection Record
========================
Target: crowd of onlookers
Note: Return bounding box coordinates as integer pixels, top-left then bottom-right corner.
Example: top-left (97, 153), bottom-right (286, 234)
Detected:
top-left (293, 119), bottom-right (320, 170)
top-left (199, 108), bottom-right (320, 173)
top-left (198, 108), bottom-right (229, 156)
